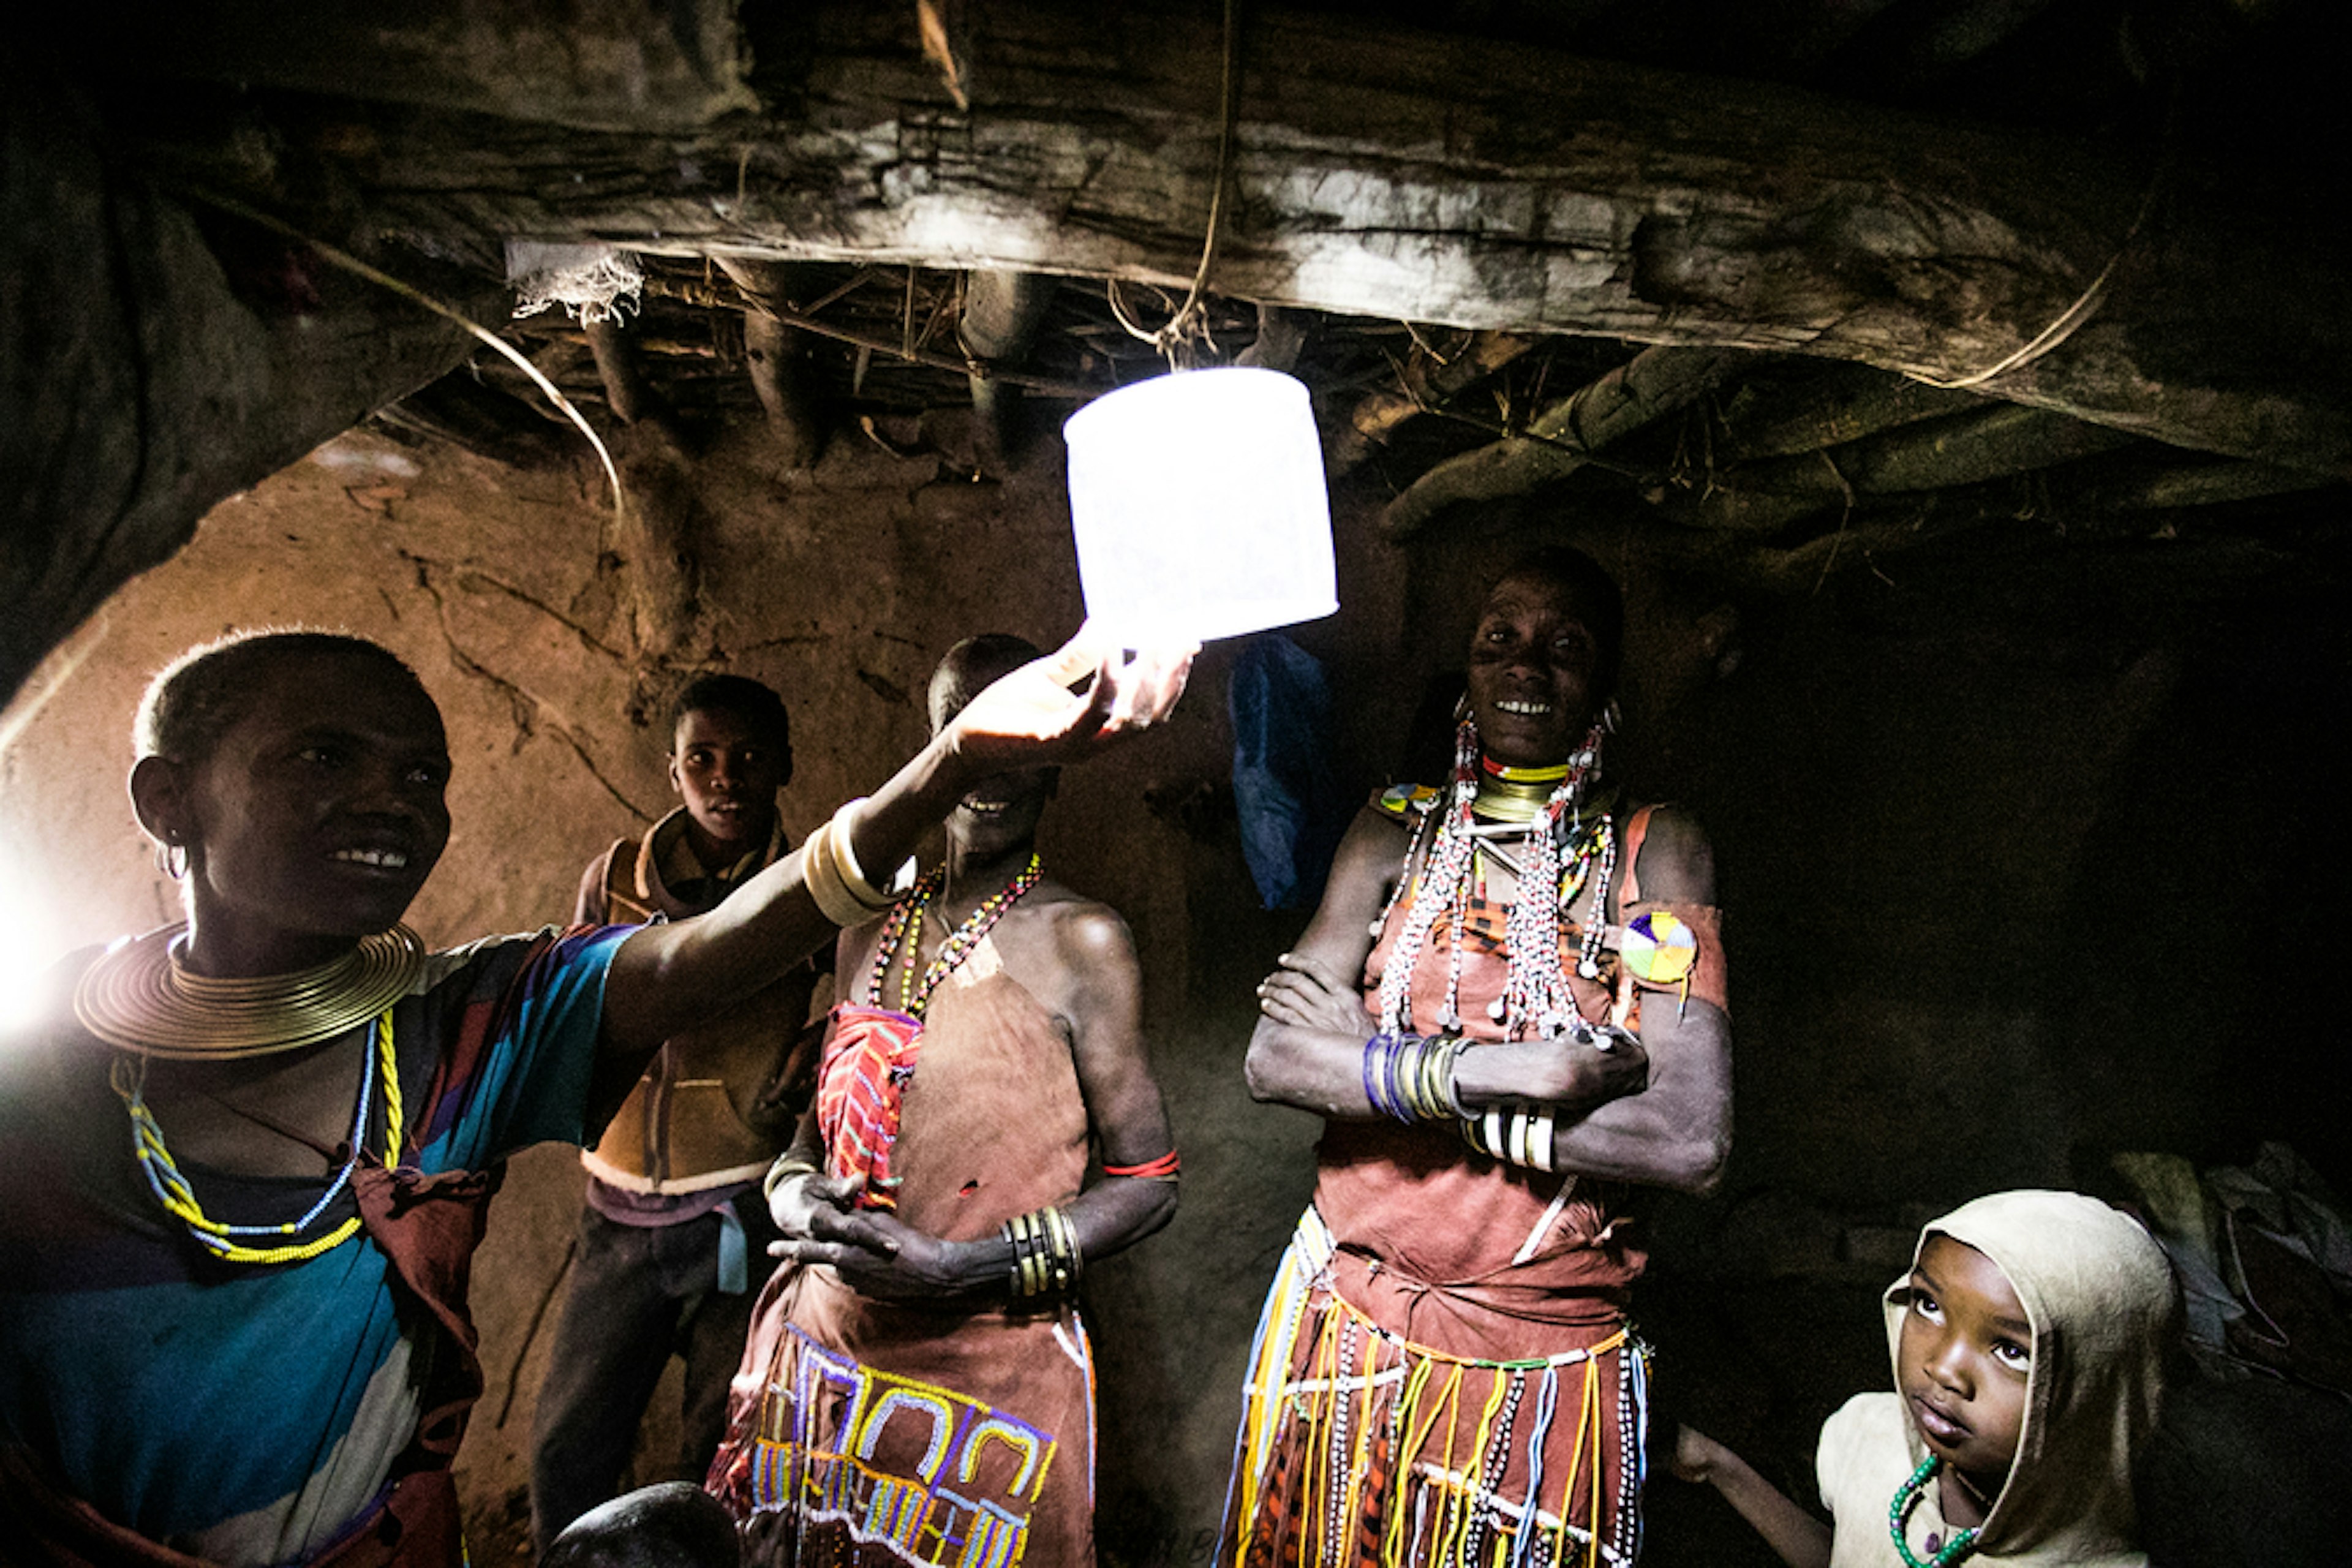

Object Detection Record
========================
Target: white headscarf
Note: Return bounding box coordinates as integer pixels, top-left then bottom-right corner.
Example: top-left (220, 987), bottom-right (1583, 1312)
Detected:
top-left (1819, 1189), bottom-right (2177, 1567)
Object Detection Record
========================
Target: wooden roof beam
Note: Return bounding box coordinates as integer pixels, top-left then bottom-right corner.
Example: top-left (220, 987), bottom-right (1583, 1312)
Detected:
top-left (184, 0), bottom-right (2348, 473)
top-left (1378, 346), bottom-right (1740, 538)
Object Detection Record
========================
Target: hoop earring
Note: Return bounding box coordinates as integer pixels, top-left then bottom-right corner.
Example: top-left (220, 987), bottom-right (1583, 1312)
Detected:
top-left (1600, 699), bottom-right (1623, 736)
top-left (156, 839), bottom-right (188, 881)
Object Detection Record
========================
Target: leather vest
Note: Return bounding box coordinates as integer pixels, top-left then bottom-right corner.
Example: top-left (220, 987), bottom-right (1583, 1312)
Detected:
top-left (580, 810), bottom-right (821, 1193)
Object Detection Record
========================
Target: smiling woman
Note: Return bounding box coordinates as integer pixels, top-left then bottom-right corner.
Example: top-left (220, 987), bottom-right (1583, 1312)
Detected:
top-left (0, 625), bottom-right (1193, 1568)
top-left (1223, 546), bottom-right (1730, 1567)
top-left (707, 633), bottom-right (1183, 1566)
top-left (128, 634), bottom-right (454, 976)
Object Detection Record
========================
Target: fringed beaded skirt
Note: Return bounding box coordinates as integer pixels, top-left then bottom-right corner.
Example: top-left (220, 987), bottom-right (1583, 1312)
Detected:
top-left (1219, 1208), bottom-right (1648, 1568)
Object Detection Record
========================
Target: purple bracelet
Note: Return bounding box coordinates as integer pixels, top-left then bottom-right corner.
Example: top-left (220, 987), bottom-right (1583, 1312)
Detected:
top-left (1363, 1032), bottom-right (1406, 1121)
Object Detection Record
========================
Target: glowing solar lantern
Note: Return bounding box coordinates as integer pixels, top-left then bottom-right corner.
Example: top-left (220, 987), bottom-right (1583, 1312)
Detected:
top-left (1064, 367), bottom-right (1336, 644)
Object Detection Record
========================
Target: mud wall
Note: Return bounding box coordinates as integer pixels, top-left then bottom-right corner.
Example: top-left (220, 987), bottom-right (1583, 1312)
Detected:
top-left (3, 413), bottom-right (2345, 1562)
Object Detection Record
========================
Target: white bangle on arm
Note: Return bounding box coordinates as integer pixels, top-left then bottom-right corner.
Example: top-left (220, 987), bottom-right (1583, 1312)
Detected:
top-left (802, 809), bottom-right (895, 928)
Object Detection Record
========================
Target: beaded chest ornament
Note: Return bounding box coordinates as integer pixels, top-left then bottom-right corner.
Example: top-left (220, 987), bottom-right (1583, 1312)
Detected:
top-left (1373, 717), bottom-right (1614, 1040)
top-left (867, 853), bottom-right (1046, 1019)
top-left (110, 1009), bottom-right (402, 1265)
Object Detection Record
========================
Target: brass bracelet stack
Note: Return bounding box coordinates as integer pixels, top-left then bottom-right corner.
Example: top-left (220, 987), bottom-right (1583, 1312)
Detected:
top-left (1001, 1205), bottom-right (1081, 1301)
top-left (763, 1153), bottom-right (821, 1200)
top-left (1460, 1104), bottom-right (1558, 1174)
top-left (802, 799), bottom-right (897, 928)
top-left (1360, 1031), bottom-right (1472, 1125)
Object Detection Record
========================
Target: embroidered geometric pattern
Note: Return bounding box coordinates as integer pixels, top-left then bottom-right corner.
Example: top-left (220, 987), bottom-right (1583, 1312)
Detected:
top-left (744, 1325), bottom-right (1060, 1567)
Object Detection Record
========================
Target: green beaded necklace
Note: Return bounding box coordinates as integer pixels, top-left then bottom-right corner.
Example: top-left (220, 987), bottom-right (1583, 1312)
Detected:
top-left (1889, 1455), bottom-right (1981, 1568)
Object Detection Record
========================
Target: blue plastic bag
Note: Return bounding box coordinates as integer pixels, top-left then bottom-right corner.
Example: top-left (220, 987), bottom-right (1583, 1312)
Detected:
top-left (1229, 635), bottom-right (1349, 910)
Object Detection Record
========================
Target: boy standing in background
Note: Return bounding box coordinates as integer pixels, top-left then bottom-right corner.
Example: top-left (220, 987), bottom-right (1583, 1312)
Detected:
top-left (532, 676), bottom-right (825, 1551)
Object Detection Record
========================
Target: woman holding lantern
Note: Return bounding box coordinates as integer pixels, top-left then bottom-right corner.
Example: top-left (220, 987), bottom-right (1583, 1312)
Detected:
top-left (706, 635), bottom-right (1183, 1568)
top-left (1223, 545), bottom-right (1732, 1568)
top-left (0, 626), bottom-right (1187, 1568)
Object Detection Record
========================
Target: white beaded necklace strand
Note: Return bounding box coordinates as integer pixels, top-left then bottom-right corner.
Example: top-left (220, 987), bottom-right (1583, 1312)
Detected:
top-left (1375, 719), bottom-right (1612, 1041)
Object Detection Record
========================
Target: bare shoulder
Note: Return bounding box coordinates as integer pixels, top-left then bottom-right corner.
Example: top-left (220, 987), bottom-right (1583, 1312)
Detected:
top-left (1630, 802), bottom-right (1716, 903)
top-left (1331, 799), bottom-right (1414, 881)
top-left (984, 881), bottom-right (1137, 978)
top-left (987, 887), bottom-right (1139, 1038)
top-left (1035, 889), bottom-right (1139, 971)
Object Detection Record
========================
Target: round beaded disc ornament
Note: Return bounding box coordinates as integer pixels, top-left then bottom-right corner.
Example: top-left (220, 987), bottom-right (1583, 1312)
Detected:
top-left (1620, 910), bottom-right (1698, 987)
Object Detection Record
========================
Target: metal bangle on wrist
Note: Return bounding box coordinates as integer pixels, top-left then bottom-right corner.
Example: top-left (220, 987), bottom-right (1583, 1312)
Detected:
top-left (1001, 1204), bottom-right (1081, 1301)
top-left (763, 1153), bottom-right (821, 1200)
top-left (1361, 1031), bottom-right (1469, 1125)
top-left (1460, 1101), bottom-right (1558, 1174)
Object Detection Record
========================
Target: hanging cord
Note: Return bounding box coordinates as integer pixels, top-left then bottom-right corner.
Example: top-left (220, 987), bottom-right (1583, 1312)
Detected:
top-left (1909, 88), bottom-right (2179, 392)
top-left (178, 186), bottom-right (627, 519)
top-left (1107, 0), bottom-right (1242, 369)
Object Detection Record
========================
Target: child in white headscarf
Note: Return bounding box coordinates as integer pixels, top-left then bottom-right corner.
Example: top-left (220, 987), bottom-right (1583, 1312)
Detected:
top-left (1675, 1189), bottom-right (2177, 1567)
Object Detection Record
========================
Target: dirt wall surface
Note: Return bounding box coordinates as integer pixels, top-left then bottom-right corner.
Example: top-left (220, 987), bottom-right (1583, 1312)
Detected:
top-left (2, 412), bottom-right (2346, 1564)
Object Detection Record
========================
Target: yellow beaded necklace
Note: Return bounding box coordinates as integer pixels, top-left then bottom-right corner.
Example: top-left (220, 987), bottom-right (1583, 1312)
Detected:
top-left (110, 1010), bottom-right (403, 1265)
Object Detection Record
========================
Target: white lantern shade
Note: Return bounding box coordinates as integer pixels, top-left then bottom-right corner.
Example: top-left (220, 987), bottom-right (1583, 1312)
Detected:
top-left (1063, 366), bottom-right (1336, 644)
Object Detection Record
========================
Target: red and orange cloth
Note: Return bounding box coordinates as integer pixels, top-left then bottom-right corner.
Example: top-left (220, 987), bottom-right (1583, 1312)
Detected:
top-left (812, 1005), bottom-right (922, 1210)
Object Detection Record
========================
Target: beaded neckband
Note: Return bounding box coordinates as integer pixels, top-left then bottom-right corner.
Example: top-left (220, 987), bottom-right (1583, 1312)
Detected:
top-left (1374, 718), bottom-right (1613, 1039)
top-left (1889, 1456), bottom-right (1982, 1568)
top-left (866, 854), bottom-right (1046, 1020)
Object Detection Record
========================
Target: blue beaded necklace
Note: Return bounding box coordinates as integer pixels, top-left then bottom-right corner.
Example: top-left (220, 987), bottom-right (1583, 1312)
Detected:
top-left (110, 1011), bottom-right (400, 1265)
top-left (1889, 1455), bottom-right (1981, 1568)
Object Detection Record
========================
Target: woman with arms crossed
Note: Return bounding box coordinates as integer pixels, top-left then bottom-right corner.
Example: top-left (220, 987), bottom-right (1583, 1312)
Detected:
top-left (1221, 546), bottom-right (1731, 1567)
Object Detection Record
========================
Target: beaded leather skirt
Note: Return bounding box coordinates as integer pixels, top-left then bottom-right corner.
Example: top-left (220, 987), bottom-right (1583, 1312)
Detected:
top-left (1221, 1208), bottom-right (1648, 1568)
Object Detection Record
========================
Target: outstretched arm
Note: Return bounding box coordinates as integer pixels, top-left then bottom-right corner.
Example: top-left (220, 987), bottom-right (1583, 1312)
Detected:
top-left (1672, 1427), bottom-right (1832, 1568)
top-left (597, 639), bottom-right (1192, 1077)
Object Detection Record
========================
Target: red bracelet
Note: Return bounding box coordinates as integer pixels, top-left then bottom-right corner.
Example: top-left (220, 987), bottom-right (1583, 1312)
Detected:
top-left (1104, 1150), bottom-right (1182, 1182)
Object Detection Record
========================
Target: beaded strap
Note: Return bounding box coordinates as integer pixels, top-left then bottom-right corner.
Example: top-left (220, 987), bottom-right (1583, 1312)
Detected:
top-left (865, 854), bottom-right (1044, 1020)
